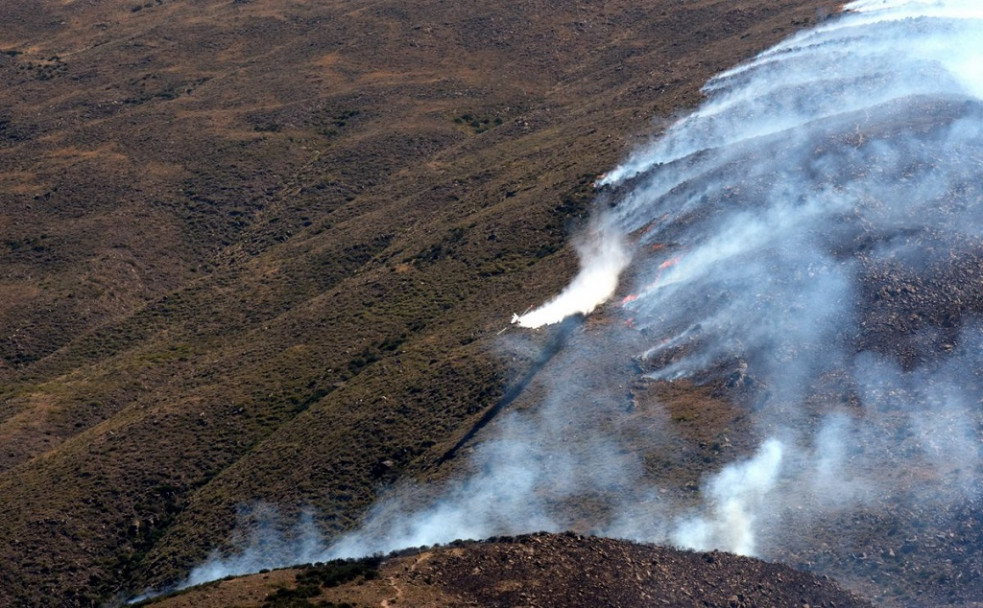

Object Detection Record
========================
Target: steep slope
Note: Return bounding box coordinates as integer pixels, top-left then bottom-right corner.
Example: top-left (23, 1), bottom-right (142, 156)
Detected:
top-left (0, 1), bottom-right (839, 605)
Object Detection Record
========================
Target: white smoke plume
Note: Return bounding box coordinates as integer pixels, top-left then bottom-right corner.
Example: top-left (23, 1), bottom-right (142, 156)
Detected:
top-left (328, 423), bottom-right (570, 558)
top-left (593, 0), bottom-right (983, 569)
top-left (671, 439), bottom-right (784, 557)
top-left (163, 1), bottom-right (983, 603)
top-left (130, 505), bottom-right (330, 601)
top-left (514, 220), bottom-right (630, 328)
top-left (596, 0), bottom-right (983, 558)
top-left (182, 506), bottom-right (327, 587)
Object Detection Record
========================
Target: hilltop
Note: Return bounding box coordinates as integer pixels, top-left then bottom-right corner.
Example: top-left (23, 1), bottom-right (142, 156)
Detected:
top-left (140, 533), bottom-right (874, 608)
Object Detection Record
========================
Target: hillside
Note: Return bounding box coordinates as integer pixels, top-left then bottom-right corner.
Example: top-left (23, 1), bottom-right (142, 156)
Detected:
top-left (0, 0), bottom-right (920, 606)
top-left (138, 533), bottom-right (875, 608)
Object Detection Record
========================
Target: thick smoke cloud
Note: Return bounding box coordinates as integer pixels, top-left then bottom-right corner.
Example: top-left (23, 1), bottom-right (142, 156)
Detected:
top-left (161, 0), bottom-right (983, 602)
top-left (589, 0), bottom-right (983, 574)
top-left (592, 0), bottom-right (983, 558)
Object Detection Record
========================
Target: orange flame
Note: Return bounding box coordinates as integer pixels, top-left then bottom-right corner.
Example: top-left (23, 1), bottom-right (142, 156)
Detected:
top-left (621, 254), bottom-right (685, 309)
top-left (659, 256), bottom-right (682, 270)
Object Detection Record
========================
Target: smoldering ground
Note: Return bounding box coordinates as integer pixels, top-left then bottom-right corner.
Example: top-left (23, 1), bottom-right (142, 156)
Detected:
top-left (156, 2), bottom-right (983, 605)
top-left (591, 0), bottom-right (983, 600)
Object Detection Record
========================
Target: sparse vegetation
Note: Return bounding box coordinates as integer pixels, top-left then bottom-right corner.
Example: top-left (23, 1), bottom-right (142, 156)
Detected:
top-left (454, 112), bottom-right (504, 134)
top-left (259, 558), bottom-right (379, 608)
top-left (297, 557), bottom-right (382, 588)
top-left (331, 109), bottom-right (361, 128)
top-left (18, 55), bottom-right (67, 80)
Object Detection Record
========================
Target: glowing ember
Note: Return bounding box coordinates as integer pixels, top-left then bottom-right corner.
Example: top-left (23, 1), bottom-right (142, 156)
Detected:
top-left (622, 255), bottom-right (685, 308)
top-left (659, 256), bottom-right (682, 270)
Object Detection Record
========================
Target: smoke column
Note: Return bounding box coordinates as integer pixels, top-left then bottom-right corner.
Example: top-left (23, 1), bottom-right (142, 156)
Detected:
top-left (166, 1), bottom-right (983, 604)
top-left (514, 221), bottom-right (630, 328)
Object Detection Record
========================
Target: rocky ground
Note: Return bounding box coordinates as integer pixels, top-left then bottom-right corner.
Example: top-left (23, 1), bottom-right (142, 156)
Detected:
top-left (142, 532), bottom-right (875, 608)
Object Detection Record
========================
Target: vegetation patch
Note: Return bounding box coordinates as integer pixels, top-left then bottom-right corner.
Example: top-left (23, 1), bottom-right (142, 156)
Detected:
top-left (17, 56), bottom-right (67, 81)
top-left (453, 112), bottom-right (504, 134)
top-left (261, 557), bottom-right (381, 607)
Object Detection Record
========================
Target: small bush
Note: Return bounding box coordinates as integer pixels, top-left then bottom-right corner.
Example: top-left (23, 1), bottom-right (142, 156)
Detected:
top-left (297, 556), bottom-right (382, 588)
top-left (453, 112), bottom-right (503, 134)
